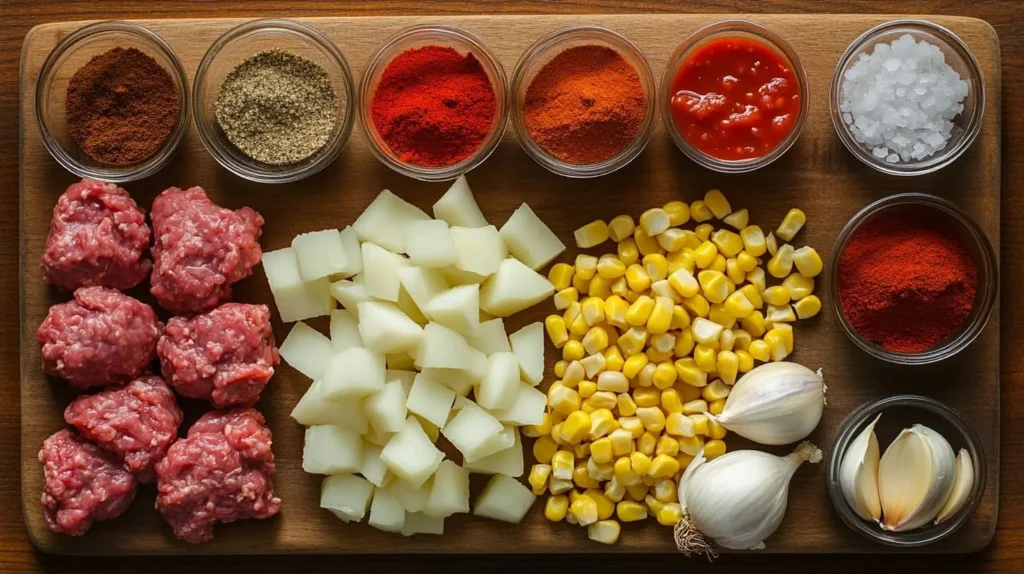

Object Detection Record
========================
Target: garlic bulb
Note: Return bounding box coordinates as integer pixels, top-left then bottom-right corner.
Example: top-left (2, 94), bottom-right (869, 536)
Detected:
top-left (839, 414), bottom-right (882, 521)
top-left (935, 449), bottom-right (975, 525)
top-left (878, 424), bottom-right (956, 532)
top-left (709, 362), bottom-right (825, 445)
top-left (675, 441), bottom-right (822, 555)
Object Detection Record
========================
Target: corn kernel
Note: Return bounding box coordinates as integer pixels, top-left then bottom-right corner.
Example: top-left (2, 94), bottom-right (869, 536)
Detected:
top-left (766, 232), bottom-right (779, 256)
top-left (616, 392), bottom-right (638, 417)
top-left (619, 416), bottom-right (644, 438)
top-left (677, 382), bottom-right (703, 402)
top-left (549, 385), bottom-right (582, 416)
top-left (678, 435), bottom-right (705, 456)
top-left (695, 270), bottom-right (728, 304)
top-left (723, 290), bottom-right (755, 319)
top-left (757, 288), bottom-right (788, 310)
top-left (643, 253), bottom-right (670, 282)
top-left (670, 308), bottom-right (691, 333)
top-left (581, 354), bottom-right (606, 380)
top-left (624, 295), bottom-right (655, 327)
top-left (608, 214), bottom-right (636, 242)
top-left (545, 494), bottom-right (569, 521)
top-left (617, 327), bottom-right (648, 357)
top-left (652, 362), bottom-right (678, 389)
top-left (692, 225), bottom-right (712, 244)
top-left (580, 403), bottom-right (597, 416)
top-left (682, 294), bottom-right (710, 318)
top-left (614, 353), bottom-right (645, 380)
top-left (735, 349), bottom-right (754, 373)
top-left (764, 329), bottom-right (789, 361)
top-left (660, 389), bottom-right (683, 414)
top-left (629, 451), bottom-right (653, 476)
top-left (722, 206), bottom-right (749, 229)
top-left (575, 220), bottom-right (610, 248)
top-left (589, 275), bottom-right (613, 298)
top-left (616, 500), bottom-right (648, 522)
top-left (587, 455), bottom-right (614, 481)
top-left (587, 519), bottom-right (622, 544)
top-left (615, 236), bottom-right (640, 265)
top-left (735, 253), bottom-right (758, 275)
top-left (597, 255), bottom-right (626, 279)
top-left (593, 371), bottom-right (626, 393)
top-left (742, 310), bottom-right (767, 338)
top-left (578, 380), bottom-right (598, 398)
top-left (550, 422), bottom-right (566, 444)
top-left (659, 200), bottom-right (689, 225)
top-left (708, 417), bottom-right (728, 440)
top-left (711, 229), bottom-right (744, 258)
top-left (649, 453), bottom-right (682, 479)
top-left (765, 304), bottom-right (797, 326)
top-left (704, 189), bottom-right (732, 219)
top-left (553, 361), bottom-right (569, 380)
top-left (641, 474), bottom-right (657, 488)
top-left (582, 326), bottom-right (610, 356)
top-left (794, 295), bottom-right (822, 319)
top-left (689, 414), bottom-right (709, 436)
top-left (656, 502), bottom-right (683, 526)
top-left (639, 208), bottom-right (671, 236)
top-left (792, 245), bottom-right (822, 278)
top-left (674, 357), bottom-right (708, 387)
top-left (692, 241), bottom-right (718, 269)
top-left (544, 315), bottom-right (569, 348)
top-left (689, 199), bottom-right (713, 222)
top-left (636, 362), bottom-right (657, 388)
top-left (547, 263), bottom-right (575, 292)
top-left (572, 272), bottom-right (590, 295)
top-left (708, 303), bottom-right (736, 329)
top-left (747, 339), bottom-right (770, 362)
top-left (524, 412), bottom-right (553, 438)
top-left (655, 436), bottom-right (680, 458)
top-left (666, 412), bottom-right (696, 437)
top-left (718, 329), bottom-right (736, 352)
top-left (554, 287), bottom-right (579, 310)
top-left (632, 387), bottom-right (659, 409)
top-left (552, 449), bottom-right (575, 480)
top-left (656, 228), bottom-right (688, 252)
top-left (590, 438), bottom-right (614, 466)
top-left (533, 435), bottom-right (558, 464)
top-left (574, 254), bottom-right (598, 280)
top-left (673, 330), bottom-right (696, 358)
top-left (782, 274), bottom-right (814, 302)
top-left (625, 482), bottom-right (649, 500)
top-left (529, 464), bottom-right (552, 495)
top-left (609, 428), bottom-right (635, 456)
top-left (708, 254), bottom-right (727, 274)
top-left (768, 244), bottom-right (794, 278)
top-left (776, 208), bottom-right (806, 241)
top-left (649, 348), bottom-right (673, 368)
top-left (623, 265), bottom-right (650, 296)
top-left (725, 257), bottom-right (746, 284)
top-left (574, 463), bottom-right (602, 489)
top-left (613, 456), bottom-right (632, 480)
top-left (682, 399), bottom-right (708, 415)
top-left (570, 495), bottom-right (599, 526)
top-left (633, 408), bottom-right (665, 436)
top-left (747, 268), bottom-right (767, 292)
top-left (717, 351), bottom-right (739, 385)
top-left (738, 286), bottom-right (762, 311)
top-left (562, 411), bottom-right (593, 444)
top-left (740, 225), bottom-right (767, 257)
top-left (633, 227), bottom-right (662, 257)
top-left (604, 477), bottom-right (626, 502)
top-left (668, 249), bottom-right (697, 273)
top-left (587, 390), bottom-right (618, 410)
top-left (694, 344), bottom-right (717, 373)
top-left (704, 439), bottom-right (728, 459)
top-left (702, 379), bottom-right (732, 403)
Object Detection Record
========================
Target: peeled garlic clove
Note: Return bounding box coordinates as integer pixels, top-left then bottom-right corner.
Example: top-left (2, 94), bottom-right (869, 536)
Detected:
top-left (710, 362), bottom-right (825, 446)
top-left (839, 413), bottom-right (882, 521)
top-left (878, 424), bottom-right (956, 532)
top-left (935, 449), bottom-right (975, 525)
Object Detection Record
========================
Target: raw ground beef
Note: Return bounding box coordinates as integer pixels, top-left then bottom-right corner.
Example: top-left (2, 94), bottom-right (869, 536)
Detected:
top-left (155, 407), bottom-right (280, 543)
top-left (42, 178), bottom-right (152, 292)
top-left (39, 429), bottom-right (137, 536)
top-left (36, 286), bottom-right (163, 389)
top-left (150, 186), bottom-right (264, 314)
top-left (64, 376), bottom-right (183, 482)
top-left (157, 303), bottom-right (279, 407)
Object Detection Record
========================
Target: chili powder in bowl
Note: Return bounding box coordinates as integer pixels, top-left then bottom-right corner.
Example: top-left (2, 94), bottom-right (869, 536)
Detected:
top-left (360, 25), bottom-right (508, 182)
top-left (828, 193), bottom-right (997, 365)
top-left (35, 21), bottom-right (190, 182)
top-left (510, 26), bottom-right (656, 178)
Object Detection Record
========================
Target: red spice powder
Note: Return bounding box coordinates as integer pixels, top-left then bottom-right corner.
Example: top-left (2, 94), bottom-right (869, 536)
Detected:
top-left (837, 212), bottom-right (978, 353)
top-left (370, 46), bottom-right (497, 167)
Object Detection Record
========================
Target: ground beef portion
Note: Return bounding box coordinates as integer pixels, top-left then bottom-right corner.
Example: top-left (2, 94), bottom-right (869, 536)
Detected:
top-left (39, 429), bottom-right (137, 536)
top-left (155, 407), bottom-right (280, 544)
top-left (157, 303), bottom-right (279, 407)
top-left (42, 179), bottom-right (152, 292)
top-left (64, 376), bottom-right (183, 482)
top-left (150, 186), bottom-right (264, 314)
top-left (36, 286), bottom-right (163, 389)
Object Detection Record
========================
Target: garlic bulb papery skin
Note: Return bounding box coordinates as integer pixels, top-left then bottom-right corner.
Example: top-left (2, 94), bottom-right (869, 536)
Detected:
top-left (878, 424), bottom-right (956, 532)
top-left (675, 441), bottom-right (822, 554)
top-left (839, 413), bottom-right (882, 522)
top-left (709, 362), bottom-right (826, 446)
top-left (935, 448), bottom-right (975, 525)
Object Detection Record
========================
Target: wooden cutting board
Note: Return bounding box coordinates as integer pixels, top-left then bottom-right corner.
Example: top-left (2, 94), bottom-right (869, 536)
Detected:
top-left (19, 14), bottom-right (1000, 555)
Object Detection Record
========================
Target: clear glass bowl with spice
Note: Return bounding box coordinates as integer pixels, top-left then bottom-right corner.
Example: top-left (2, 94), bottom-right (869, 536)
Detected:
top-left (193, 19), bottom-right (355, 184)
top-left (828, 193), bottom-right (997, 365)
top-left (35, 20), bottom-right (190, 182)
top-left (829, 20), bottom-right (984, 177)
top-left (510, 26), bottom-right (656, 178)
top-left (359, 25), bottom-right (508, 182)
top-left (661, 20), bottom-right (808, 174)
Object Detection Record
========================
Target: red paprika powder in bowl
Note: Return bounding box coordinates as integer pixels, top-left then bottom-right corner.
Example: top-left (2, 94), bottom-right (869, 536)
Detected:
top-left (829, 193), bottom-right (997, 365)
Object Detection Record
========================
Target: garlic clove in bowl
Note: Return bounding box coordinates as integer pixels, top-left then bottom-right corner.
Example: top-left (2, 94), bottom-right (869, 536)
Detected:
top-left (838, 413), bottom-right (882, 521)
top-left (935, 448), bottom-right (975, 525)
top-left (877, 424), bottom-right (956, 532)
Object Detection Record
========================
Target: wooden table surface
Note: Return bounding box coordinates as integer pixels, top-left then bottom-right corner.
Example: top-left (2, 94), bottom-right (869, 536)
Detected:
top-left (2, 1), bottom-right (1021, 572)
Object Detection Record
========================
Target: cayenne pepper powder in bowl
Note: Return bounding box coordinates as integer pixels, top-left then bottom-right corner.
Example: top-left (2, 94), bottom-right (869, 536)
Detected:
top-left (511, 26), bottom-right (656, 177)
top-left (830, 194), bottom-right (997, 364)
top-left (361, 26), bottom-right (508, 181)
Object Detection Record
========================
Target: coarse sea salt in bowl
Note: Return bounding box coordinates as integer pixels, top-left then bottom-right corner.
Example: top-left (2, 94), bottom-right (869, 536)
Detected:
top-left (829, 20), bottom-right (984, 176)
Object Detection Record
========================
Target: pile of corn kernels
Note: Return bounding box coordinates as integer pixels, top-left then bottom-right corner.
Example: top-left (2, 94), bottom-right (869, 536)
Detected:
top-left (524, 189), bottom-right (823, 545)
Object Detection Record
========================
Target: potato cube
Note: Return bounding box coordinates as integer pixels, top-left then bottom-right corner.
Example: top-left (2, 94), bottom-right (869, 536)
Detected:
top-left (424, 460), bottom-right (470, 518)
top-left (263, 248), bottom-right (333, 322)
top-left (490, 382), bottom-right (546, 426)
top-left (432, 175), bottom-right (488, 228)
top-left (368, 488), bottom-right (406, 533)
top-left (329, 309), bottom-right (364, 352)
top-left (387, 353), bottom-right (416, 371)
top-left (362, 242), bottom-right (408, 302)
top-left (473, 474), bottom-right (536, 523)
top-left (466, 424), bottom-right (516, 463)
top-left (290, 379), bottom-right (369, 434)
top-left (499, 203), bottom-right (566, 270)
top-left (401, 512), bottom-right (444, 537)
top-left (329, 279), bottom-right (373, 318)
top-left (359, 443), bottom-right (393, 488)
top-left (463, 427), bottom-right (524, 477)
top-left (397, 266), bottom-right (449, 311)
top-left (354, 189), bottom-right (431, 254)
top-left (442, 401), bottom-right (503, 461)
top-left (357, 301), bottom-right (424, 354)
top-left (279, 321), bottom-right (333, 380)
top-left (320, 347), bottom-right (386, 401)
top-left (451, 225), bottom-right (507, 276)
top-left (303, 425), bottom-right (363, 475)
top-left (416, 322), bottom-right (484, 371)
top-left (479, 258), bottom-right (555, 317)
top-left (390, 478), bottom-right (431, 513)
top-left (406, 372), bottom-right (456, 428)
top-left (418, 368), bottom-right (475, 397)
top-left (338, 226), bottom-right (362, 277)
top-left (380, 417), bottom-right (445, 488)
top-left (387, 370), bottom-right (416, 395)
top-left (468, 318), bottom-right (511, 356)
top-left (442, 266), bottom-right (489, 286)
top-left (395, 286), bottom-right (428, 325)
top-left (292, 229), bottom-right (352, 281)
top-left (364, 380), bottom-right (408, 435)
top-left (477, 352), bottom-right (521, 410)
top-left (321, 474), bottom-right (374, 523)
top-left (509, 322), bottom-right (544, 386)
top-left (423, 284), bottom-right (480, 337)
top-left (406, 219), bottom-right (458, 268)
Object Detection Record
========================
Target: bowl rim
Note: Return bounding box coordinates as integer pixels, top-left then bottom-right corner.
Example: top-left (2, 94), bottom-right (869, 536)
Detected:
top-left (659, 18), bottom-right (809, 174)
top-left (357, 24), bottom-right (509, 182)
top-left (828, 18), bottom-right (986, 177)
top-left (34, 20), bottom-right (191, 183)
top-left (826, 394), bottom-right (987, 547)
top-left (509, 24), bottom-right (657, 179)
top-left (192, 17), bottom-right (356, 184)
top-left (827, 192), bottom-right (998, 365)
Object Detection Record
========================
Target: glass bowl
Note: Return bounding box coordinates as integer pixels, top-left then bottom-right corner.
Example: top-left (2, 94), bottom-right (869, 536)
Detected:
top-left (827, 395), bottom-right (986, 547)
top-left (661, 19), bottom-right (808, 174)
top-left (35, 20), bottom-right (190, 182)
top-left (828, 193), bottom-right (997, 365)
top-left (359, 25), bottom-right (508, 182)
top-left (193, 18), bottom-right (355, 184)
top-left (510, 25), bottom-right (656, 178)
top-left (829, 19), bottom-right (985, 176)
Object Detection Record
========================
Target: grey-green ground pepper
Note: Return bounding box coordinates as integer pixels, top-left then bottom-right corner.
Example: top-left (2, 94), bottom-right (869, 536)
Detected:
top-left (215, 49), bottom-right (338, 165)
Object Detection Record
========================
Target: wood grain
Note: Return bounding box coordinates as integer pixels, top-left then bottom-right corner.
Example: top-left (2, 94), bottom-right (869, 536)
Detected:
top-left (17, 13), bottom-right (1001, 556)
top-left (2, 1), bottom-right (1023, 573)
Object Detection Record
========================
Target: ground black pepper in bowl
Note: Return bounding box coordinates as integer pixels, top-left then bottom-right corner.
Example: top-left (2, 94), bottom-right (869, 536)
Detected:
top-left (214, 49), bottom-right (339, 165)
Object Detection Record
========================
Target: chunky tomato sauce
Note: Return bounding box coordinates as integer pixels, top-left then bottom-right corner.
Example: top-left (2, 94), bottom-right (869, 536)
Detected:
top-left (669, 37), bottom-right (801, 161)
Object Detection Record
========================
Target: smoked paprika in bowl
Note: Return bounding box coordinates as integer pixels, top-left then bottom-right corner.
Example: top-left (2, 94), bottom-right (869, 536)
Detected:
top-left (662, 20), bottom-right (808, 173)
top-left (828, 194), bottom-right (997, 365)
top-left (511, 26), bottom-right (656, 178)
top-left (360, 25), bottom-right (508, 182)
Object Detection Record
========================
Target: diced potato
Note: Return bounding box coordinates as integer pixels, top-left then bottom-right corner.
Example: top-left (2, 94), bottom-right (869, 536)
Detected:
top-left (396, 266), bottom-right (450, 312)
top-left (364, 427), bottom-right (393, 448)
top-left (442, 400), bottom-right (504, 461)
top-left (419, 367), bottom-right (476, 397)
top-left (395, 286), bottom-right (428, 326)
top-left (416, 322), bottom-right (485, 371)
top-left (303, 425), bottom-right (363, 475)
top-left (329, 309), bottom-right (364, 352)
top-left (338, 226), bottom-right (363, 277)
top-left (490, 382), bottom-right (545, 426)
top-left (466, 424), bottom-right (516, 463)
top-left (463, 427), bottom-right (524, 477)
top-left (473, 474), bottom-right (536, 523)
top-left (386, 369), bottom-right (417, 395)
top-left (356, 301), bottom-right (424, 354)
top-left (320, 347), bottom-right (386, 401)
top-left (263, 248), bottom-right (333, 322)
top-left (469, 317), bottom-right (511, 355)
top-left (432, 175), bottom-right (488, 228)
top-left (499, 203), bottom-right (566, 270)
top-left (423, 284), bottom-right (480, 337)
top-left (360, 443), bottom-right (393, 488)
top-left (451, 225), bottom-right (507, 277)
top-left (368, 488), bottom-right (406, 533)
top-left (354, 189), bottom-right (431, 254)
top-left (509, 322), bottom-right (544, 386)
top-left (292, 229), bottom-right (351, 281)
top-left (291, 379), bottom-right (369, 434)
top-left (424, 460), bottom-right (471, 518)
top-left (321, 474), bottom-right (374, 523)
top-left (406, 219), bottom-right (458, 268)
top-left (389, 478), bottom-right (432, 513)
top-left (477, 352), bottom-right (521, 410)
top-left (364, 380), bottom-right (409, 435)
top-left (407, 372), bottom-right (457, 428)
top-left (479, 258), bottom-right (555, 317)
top-left (380, 417), bottom-right (445, 488)
top-left (402, 512), bottom-right (444, 537)
top-left (279, 321), bottom-right (333, 380)
top-left (442, 266), bottom-right (490, 286)
top-left (361, 243), bottom-right (408, 302)
top-left (387, 353), bottom-right (416, 370)
top-left (330, 279), bottom-right (373, 318)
